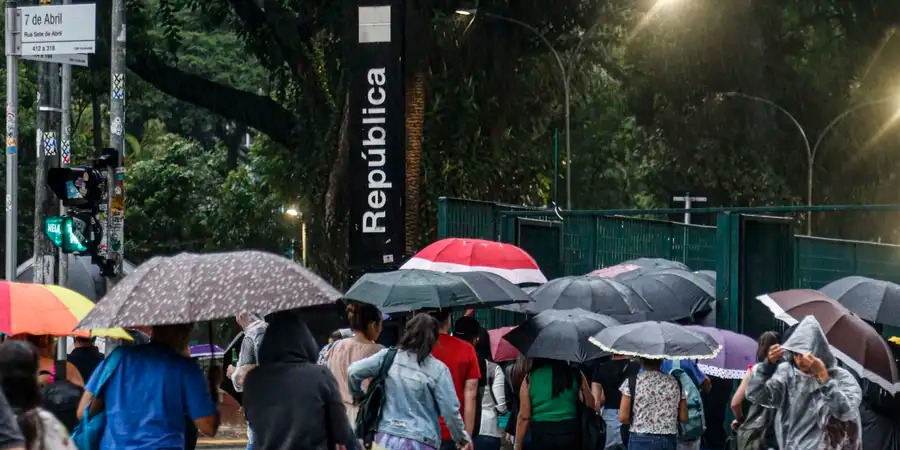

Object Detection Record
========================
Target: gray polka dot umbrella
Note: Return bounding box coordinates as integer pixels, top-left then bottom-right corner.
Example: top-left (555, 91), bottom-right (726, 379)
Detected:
top-left (76, 251), bottom-right (342, 329)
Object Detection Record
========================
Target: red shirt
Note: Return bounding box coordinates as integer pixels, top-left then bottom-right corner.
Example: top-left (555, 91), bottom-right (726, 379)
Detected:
top-left (432, 333), bottom-right (482, 441)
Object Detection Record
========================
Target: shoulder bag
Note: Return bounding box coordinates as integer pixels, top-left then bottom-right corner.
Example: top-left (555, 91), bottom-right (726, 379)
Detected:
top-left (355, 348), bottom-right (398, 446)
top-left (71, 348), bottom-right (125, 450)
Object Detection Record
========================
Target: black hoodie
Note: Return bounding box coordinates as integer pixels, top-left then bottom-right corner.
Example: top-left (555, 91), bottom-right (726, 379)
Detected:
top-left (244, 311), bottom-right (359, 450)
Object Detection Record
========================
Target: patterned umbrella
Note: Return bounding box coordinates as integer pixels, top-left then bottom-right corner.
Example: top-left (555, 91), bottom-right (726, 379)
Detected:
top-left (0, 281), bottom-right (131, 339)
top-left (400, 238), bottom-right (547, 285)
top-left (77, 251), bottom-right (342, 329)
top-left (687, 326), bottom-right (757, 379)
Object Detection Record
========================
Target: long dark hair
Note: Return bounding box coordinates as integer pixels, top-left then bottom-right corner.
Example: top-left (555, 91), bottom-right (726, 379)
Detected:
top-left (531, 358), bottom-right (577, 399)
top-left (398, 313), bottom-right (439, 364)
top-left (0, 340), bottom-right (44, 448)
top-left (756, 331), bottom-right (781, 363)
top-left (510, 356), bottom-right (533, 394)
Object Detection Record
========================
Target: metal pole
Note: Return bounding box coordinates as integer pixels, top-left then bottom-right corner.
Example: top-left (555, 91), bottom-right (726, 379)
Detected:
top-left (34, 0), bottom-right (61, 285)
top-left (106, 0), bottom-right (125, 288)
top-left (684, 194), bottom-right (691, 225)
top-left (5, 1), bottom-right (18, 282)
top-left (58, 0), bottom-right (72, 290)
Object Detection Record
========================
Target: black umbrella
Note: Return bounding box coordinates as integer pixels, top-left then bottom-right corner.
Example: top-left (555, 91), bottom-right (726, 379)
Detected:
top-left (588, 258), bottom-right (689, 279)
top-left (589, 321), bottom-right (721, 360)
top-left (343, 269), bottom-right (481, 313)
top-left (620, 269), bottom-right (714, 322)
top-left (820, 276), bottom-right (900, 327)
top-left (453, 271), bottom-right (533, 306)
top-left (524, 276), bottom-right (651, 323)
top-left (503, 308), bottom-right (620, 363)
top-left (693, 270), bottom-right (716, 288)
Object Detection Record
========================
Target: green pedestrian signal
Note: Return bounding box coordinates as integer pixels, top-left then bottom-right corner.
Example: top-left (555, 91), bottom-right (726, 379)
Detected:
top-left (43, 215), bottom-right (89, 253)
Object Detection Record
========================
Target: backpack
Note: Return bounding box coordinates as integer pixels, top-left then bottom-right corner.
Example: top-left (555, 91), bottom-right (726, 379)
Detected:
top-left (39, 366), bottom-right (84, 432)
top-left (354, 348), bottom-right (397, 445)
top-left (669, 360), bottom-right (705, 440)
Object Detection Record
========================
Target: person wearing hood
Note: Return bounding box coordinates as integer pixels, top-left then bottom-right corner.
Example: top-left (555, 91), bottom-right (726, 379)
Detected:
top-left (746, 316), bottom-right (863, 450)
top-left (242, 310), bottom-right (358, 450)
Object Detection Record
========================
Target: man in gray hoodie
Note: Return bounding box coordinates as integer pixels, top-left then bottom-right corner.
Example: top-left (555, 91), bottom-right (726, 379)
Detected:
top-left (228, 313), bottom-right (268, 450)
top-left (746, 316), bottom-right (862, 450)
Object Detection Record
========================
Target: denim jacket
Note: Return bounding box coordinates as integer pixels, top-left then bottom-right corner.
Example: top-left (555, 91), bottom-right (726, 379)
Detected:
top-left (348, 348), bottom-right (470, 447)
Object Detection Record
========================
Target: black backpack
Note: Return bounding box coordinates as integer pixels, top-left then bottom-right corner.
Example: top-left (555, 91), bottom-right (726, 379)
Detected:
top-left (39, 370), bottom-right (84, 432)
top-left (355, 348), bottom-right (398, 446)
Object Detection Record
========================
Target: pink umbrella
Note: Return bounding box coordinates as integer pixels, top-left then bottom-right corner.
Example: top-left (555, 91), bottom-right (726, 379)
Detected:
top-left (587, 264), bottom-right (641, 278)
top-left (489, 326), bottom-right (520, 362)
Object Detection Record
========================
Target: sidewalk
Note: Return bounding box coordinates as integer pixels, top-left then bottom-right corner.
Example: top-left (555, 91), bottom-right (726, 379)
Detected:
top-left (197, 438), bottom-right (248, 448)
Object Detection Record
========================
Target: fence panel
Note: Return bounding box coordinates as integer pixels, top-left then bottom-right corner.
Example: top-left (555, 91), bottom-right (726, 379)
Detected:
top-left (794, 237), bottom-right (900, 288)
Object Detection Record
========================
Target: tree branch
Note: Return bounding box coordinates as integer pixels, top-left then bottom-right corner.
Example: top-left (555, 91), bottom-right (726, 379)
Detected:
top-left (128, 51), bottom-right (299, 148)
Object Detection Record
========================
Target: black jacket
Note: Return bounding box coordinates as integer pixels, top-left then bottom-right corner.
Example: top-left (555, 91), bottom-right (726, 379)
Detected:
top-left (67, 346), bottom-right (104, 382)
top-left (244, 311), bottom-right (358, 450)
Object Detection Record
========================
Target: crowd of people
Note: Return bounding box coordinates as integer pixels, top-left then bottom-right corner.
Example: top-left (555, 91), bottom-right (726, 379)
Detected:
top-left (0, 305), bottom-right (879, 450)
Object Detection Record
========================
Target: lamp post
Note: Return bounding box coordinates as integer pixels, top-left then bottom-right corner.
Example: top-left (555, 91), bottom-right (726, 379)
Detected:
top-left (284, 207), bottom-right (307, 266)
top-left (720, 92), bottom-right (900, 235)
top-left (456, 9), bottom-right (572, 209)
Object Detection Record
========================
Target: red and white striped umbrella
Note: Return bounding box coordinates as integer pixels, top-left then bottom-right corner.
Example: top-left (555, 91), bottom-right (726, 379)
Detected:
top-left (401, 238), bottom-right (547, 285)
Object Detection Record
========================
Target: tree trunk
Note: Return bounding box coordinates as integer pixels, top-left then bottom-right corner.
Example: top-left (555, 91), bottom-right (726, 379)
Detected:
top-left (405, 71), bottom-right (425, 255)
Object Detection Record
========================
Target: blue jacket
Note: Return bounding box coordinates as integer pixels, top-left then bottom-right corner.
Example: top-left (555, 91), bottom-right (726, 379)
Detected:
top-left (348, 348), bottom-right (470, 447)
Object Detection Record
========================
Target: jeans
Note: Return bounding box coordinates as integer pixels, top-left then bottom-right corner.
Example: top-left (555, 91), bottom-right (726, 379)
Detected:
top-left (246, 425), bottom-right (254, 450)
top-left (603, 408), bottom-right (622, 448)
top-left (473, 435), bottom-right (501, 450)
top-left (628, 433), bottom-right (677, 450)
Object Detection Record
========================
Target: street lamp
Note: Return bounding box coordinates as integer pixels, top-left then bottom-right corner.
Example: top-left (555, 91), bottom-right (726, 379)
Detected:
top-left (283, 206), bottom-right (306, 265)
top-left (284, 207), bottom-right (300, 218)
top-left (455, 9), bottom-right (572, 209)
top-left (719, 92), bottom-right (900, 235)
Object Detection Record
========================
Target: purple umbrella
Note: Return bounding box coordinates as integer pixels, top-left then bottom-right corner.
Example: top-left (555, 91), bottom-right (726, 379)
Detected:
top-left (687, 326), bottom-right (757, 379)
top-left (190, 344), bottom-right (225, 360)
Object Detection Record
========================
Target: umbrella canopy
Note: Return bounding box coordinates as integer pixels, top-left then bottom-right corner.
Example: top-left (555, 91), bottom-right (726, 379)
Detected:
top-left (620, 269), bottom-right (714, 322)
top-left (757, 289), bottom-right (900, 393)
top-left (16, 255), bottom-right (137, 301)
top-left (488, 326), bottom-right (520, 362)
top-left (588, 258), bottom-right (689, 278)
top-left (78, 251), bottom-right (342, 329)
top-left (190, 344), bottom-right (225, 359)
top-left (686, 326), bottom-right (757, 379)
top-left (525, 276), bottom-right (651, 323)
top-left (0, 281), bottom-right (131, 339)
top-left (503, 308), bottom-right (620, 363)
top-left (820, 276), bottom-right (900, 327)
top-left (589, 321), bottom-right (721, 360)
top-left (344, 269), bottom-right (481, 313)
top-left (400, 238), bottom-right (547, 285)
top-left (453, 271), bottom-right (533, 306)
top-left (693, 270), bottom-right (716, 288)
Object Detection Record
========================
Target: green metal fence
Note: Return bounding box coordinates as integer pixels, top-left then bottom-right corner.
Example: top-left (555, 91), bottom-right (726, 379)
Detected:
top-left (437, 197), bottom-right (900, 332)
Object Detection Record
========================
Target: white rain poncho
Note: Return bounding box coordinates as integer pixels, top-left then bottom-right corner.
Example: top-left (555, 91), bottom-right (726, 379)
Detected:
top-left (746, 316), bottom-right (863, 450)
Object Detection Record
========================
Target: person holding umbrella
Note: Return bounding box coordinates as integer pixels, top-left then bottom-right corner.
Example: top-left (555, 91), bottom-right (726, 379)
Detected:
top-left (513, 358), bottom-right (594, 449)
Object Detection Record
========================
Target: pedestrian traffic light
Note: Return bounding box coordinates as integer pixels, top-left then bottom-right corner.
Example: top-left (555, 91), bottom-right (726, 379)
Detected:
top-left (43, 215), bottom-right (89, 253)
top-left (46, 166), bottom-right (104, 209)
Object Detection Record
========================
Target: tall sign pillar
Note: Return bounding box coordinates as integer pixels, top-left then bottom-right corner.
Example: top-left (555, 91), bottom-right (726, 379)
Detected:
top-left (347, 0), bottom-right (406, 283)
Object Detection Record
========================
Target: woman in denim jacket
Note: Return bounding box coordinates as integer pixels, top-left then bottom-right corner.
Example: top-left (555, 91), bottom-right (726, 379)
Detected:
top-left (349, 314), bottom-right (473, 450)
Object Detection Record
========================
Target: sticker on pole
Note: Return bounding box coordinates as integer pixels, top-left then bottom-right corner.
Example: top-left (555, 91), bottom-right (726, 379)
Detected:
top-left (17, 4), bottom-right (96, 56)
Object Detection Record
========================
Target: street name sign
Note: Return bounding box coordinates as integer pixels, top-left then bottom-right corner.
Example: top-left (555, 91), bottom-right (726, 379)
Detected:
top-left (19, 53), bottom-right (88, 67)
top-left (18, 4), bottom-right (96, 56)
